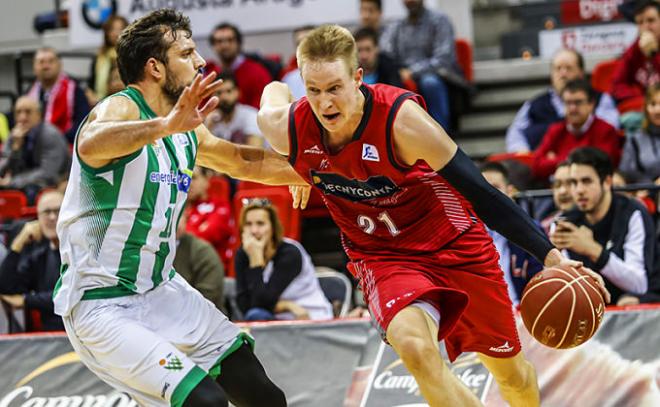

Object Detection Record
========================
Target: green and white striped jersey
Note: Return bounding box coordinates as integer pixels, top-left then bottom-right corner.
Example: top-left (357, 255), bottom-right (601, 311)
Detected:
top-left (54, 87), bottom-right (197, 317)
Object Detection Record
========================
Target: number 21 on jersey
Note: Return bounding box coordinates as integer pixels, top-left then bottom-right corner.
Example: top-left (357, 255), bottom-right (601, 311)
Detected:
top-left (357, 211), bottom-right (400, 236)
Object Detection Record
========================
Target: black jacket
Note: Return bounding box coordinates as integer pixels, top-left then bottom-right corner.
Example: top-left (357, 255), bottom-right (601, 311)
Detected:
top-left (564, 193), bottom-right (658, 303)
top-left (0, 240), bottom-right (63, 331)
top-left (375, 53), bottom-right (404, 88)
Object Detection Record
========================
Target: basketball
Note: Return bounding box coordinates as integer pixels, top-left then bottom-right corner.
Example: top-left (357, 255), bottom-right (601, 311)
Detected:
top-left (520, 266), bottom-right (605, 349)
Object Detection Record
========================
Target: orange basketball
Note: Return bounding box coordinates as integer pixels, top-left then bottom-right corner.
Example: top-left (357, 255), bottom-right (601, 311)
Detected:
top-left (520, 266), bottom-right (605, 349)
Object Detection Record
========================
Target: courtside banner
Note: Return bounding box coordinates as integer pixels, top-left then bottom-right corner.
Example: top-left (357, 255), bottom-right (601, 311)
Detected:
top-left (1, 308), bottom-right (659, 406)
top-left (68, 0), bottom-right (408, 48)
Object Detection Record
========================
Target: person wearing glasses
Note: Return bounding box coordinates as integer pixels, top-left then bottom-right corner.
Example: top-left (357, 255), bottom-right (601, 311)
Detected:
top-left (235, 199), bottom-right (333, 321)
top-left (531, 79), bottom-right (622, 182)
top-left (0, 190), bottom-right (64, 331)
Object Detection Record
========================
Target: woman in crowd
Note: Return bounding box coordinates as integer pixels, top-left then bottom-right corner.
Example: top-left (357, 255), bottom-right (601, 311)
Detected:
top-left (87, 15), bottom-right (128, 104)
top-left (235, 199), bottom-right (333, 321)
top-left (620, 84), bottom-right (660, 184)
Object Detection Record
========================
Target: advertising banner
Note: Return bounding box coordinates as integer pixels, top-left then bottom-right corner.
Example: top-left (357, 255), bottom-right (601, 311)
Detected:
top-left (68, 0), bottom-right (408, 48)
top-left (1, 308), bottom-right (659, 406)
top-left (539, 22), bottom-right (637, 57)
top-left (560, 0), bottom-right (624, 25)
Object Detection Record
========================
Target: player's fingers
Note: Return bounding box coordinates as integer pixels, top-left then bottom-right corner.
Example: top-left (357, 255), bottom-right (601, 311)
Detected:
top-left (199, 70), bottom-right (217, 88)
top-left (200, 78), bottom-right (225, 100)
top-left (291, 186), bottom-right (301, 209)
top-left (300, 185), bottom-right (311, 210)
top-left (189, 73), bottom-right (202, 96)
top-left (581, 267), bottom-right (611, 303)
top-left (199, 96), bottom-right (219, 118)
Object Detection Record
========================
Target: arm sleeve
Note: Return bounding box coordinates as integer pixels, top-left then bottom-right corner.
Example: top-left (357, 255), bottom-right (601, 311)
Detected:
top-left (439, 149), bottom-right (555, 263)
top-left (598, 210), bottom-right (649, 294)
top-left (236, 244), bottom-right (303, 312)
top-left (595, 93), bottom-right (620, 129)
top-left (505, 102), bottom-right (532, 152)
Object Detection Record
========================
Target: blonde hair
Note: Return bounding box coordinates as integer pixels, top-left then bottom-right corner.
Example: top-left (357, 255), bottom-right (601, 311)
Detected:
top-left (643, 83), bottom-right (660, 131)
top-left (296, 24), bottom-right (358, 74)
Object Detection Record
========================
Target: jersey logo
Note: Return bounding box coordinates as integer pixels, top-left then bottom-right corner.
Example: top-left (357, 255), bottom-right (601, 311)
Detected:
top-left (304, 144), bottom-right (324, 155)
top-left (174, 133), bottom-right (189, 146)
top-left (311, 170), bottom-right (399, 202)
top-left (362, 144), bottom-right (380, 162)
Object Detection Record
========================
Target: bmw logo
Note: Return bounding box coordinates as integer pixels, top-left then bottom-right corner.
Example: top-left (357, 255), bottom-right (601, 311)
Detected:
top-left (82, 0), bottom-right (118, 30)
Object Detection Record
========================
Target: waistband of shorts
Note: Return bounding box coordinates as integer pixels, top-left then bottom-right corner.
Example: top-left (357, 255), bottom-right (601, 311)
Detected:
top-left (81, 285), bottom-right (137, 301)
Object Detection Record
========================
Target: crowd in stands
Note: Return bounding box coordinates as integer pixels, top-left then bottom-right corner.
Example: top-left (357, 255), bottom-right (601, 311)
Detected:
top-left (2, 0), bottom-right (660, 333)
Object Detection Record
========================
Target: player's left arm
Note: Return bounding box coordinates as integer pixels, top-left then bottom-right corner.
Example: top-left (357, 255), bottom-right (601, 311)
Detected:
top-left (395, 101), bottom-right (566, 267)
top-left (195, 124), bottom-right (306, 186)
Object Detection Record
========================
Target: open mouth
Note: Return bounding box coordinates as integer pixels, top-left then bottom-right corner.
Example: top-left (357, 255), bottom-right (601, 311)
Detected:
top-left (322, 113), bottom-right (340, 121)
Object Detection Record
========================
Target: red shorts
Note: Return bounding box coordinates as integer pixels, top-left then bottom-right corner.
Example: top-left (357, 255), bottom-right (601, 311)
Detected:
top-left (348, 223), bottom-right (521, 362)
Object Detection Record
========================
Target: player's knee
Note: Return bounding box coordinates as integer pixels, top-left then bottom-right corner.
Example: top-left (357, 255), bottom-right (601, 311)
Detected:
top-left (390, 335), bottom-right (437, 373)
top-left (183, 376), bottom-right (228, 407)
top-left (497, 358), bottom-right (536, 391)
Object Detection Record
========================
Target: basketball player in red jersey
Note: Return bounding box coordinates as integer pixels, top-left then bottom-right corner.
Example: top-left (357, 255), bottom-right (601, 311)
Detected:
top-left (258, 25), bottom-right (610, 406)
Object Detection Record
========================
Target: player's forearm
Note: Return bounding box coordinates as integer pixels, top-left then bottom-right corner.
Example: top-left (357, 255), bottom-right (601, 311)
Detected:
top-left (78, 118), bottom-right (169, 160)
top-left (232, 147), bottom-right (305, 186)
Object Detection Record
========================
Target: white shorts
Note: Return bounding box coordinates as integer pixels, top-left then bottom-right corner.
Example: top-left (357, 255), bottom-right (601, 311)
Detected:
top-left (63, 274), bottom-right (248, 407)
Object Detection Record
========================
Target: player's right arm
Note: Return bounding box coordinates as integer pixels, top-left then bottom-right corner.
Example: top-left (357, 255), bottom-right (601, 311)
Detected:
top-left (77, 96), bottom-right (167, 168)
top-left (78, 73), bottom-right (222, 168)
top-left (257, 81), bottom-right (293, 155)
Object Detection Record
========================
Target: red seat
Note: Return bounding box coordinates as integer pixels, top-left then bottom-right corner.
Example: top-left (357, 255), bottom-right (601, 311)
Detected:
top-left (0, 190), bottom-right (28, 219)
top-left (233, 187), bottom-right (301, 241)
top-left (455, 39), bottom-right (474, 83)
top-left (486, 152), bottom-right (534, 168)
top-left (591, 59), bottom-right (620, 94)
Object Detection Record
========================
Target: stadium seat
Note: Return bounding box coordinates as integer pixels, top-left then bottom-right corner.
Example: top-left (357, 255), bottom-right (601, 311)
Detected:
top-left (232, 186), bottom-right (301, 241)
top-left (316, 267), bottom-right (352, 318)
top-left (591, 59), bottom-right (619, 94)
top-left (455, 39), bottom-right (474, 83)
top-left (0, 189), bottom-right (28, 220)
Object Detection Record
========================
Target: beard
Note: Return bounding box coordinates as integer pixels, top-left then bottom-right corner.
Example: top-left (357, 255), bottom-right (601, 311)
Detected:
top-left (162, 67), bottom-right (187, 104)
top-left (218, 100), bottom-right (236, 115)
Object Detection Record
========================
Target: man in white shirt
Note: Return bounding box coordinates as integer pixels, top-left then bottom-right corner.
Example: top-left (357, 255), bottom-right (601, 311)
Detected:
top-left (205, 72), bottom-right (264, 147)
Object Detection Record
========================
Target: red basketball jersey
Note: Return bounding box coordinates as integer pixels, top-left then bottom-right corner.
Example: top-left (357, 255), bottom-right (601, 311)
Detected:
top-left (288, 84), bottom-right (482, 259)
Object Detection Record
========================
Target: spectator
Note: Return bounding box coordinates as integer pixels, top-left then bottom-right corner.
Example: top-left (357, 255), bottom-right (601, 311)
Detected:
top-left (185, 166), bottom-right (233, 272)
top-left (27, 47), bottom-right (90, 144)
top-left (235, 200), bottom-right (333, 321)
top-left (359, 0), bottom-right (384, 35)
top-left (87, 15), bottom-right (128, 104)
top-left (551, 147), bottom-right (655, 305)
top-left (0, 97), bottom-right (70, 202)
top-left (506, 49), bottom-right (619, 153)
top-left (541, 162), bottom-right (574, 233)
top-left (531, 80), bottom-right (622, 181)
top-left (354, 27), bottom-right (403, 88)
top-left (174, 208), bottom-right (226, 313)
top-left (206, 22), bottom-right (272, 108)
top-left (612, 0), bottom-right (660, 132)
top-left (0, 190), bottom-right (64, 331)
top-left (281, 25), bottom-right (316, 100)
top-left (380, 0), bottom-right (461, 128)
top-left (620, 83), bottom-right (660, 183)
top-left (205, 72), bottom-right (264, 147)
top-left (480, 162), bottom-right (544, 305)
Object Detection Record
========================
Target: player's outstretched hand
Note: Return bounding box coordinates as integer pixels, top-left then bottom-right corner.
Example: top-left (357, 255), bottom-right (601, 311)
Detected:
top-left (544, 248), bottom-right (611, 303)
top-left (289, 185), bottom-right (311, 210)
top-left (163, 72), bottom-right (223, 135)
